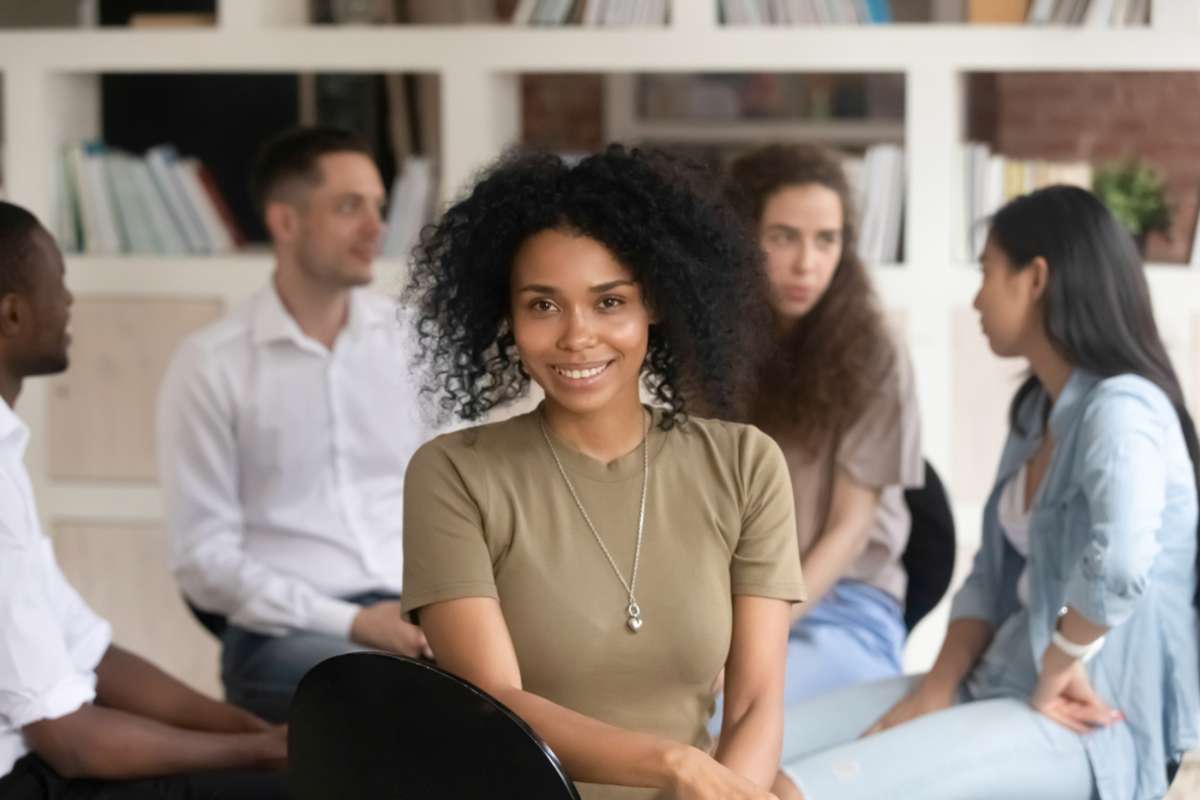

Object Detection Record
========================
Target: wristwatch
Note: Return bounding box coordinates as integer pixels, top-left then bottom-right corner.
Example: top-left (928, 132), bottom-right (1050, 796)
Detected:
top-left (1053, 608), bottom-right (1105, 662)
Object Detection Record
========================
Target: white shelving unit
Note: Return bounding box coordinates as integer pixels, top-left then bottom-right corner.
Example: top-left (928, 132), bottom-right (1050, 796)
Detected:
top-left (2, 0), bottom-right (1200, 677)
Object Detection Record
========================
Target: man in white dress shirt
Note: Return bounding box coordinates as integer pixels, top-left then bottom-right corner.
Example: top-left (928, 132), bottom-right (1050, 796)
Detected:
top-left (0, 201), bottom-right (288, 798)
top-left (157, 127), bottom-right (431, 723)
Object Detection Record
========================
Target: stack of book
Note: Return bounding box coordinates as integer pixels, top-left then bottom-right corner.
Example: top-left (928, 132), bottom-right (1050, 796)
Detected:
top-left (380, 157), bottom-right (437, 261)
top-left (58, 142), bottom-right (243, 256)
top-left (718, 0), bottom-right (1151, 25)
top-left (845, 144), bottom-right (905, 264)
top-left (1022, 0), bottom-right (1150, 25)
top-left (962, 143), bottom-right (1093, 258)
top-left (965, 0), bottom-right (1148, 25)
top-left (721, 0), bottom-right (896, 24)
top-left (510, 0), bottom-right (669, 25)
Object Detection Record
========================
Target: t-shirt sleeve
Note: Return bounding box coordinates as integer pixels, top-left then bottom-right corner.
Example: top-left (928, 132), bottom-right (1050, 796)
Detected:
top-left (837, 336), bottom-right (923, 491)
top-left (731, 428), bottom-right (807, 602)
top-left (401, 437), bottom-right (499, 616)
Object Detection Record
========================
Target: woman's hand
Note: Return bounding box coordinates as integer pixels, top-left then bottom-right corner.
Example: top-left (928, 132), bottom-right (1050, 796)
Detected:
top-left (1030, 658), bottom-right (1121, 734)
top-left (862, 681), bottom-right (955, 737)
top-left (667, 745), bottom-right (779, 800)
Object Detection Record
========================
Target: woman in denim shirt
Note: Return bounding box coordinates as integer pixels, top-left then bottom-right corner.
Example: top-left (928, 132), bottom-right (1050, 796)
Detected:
top-left (772, 185), bottom-right (1200, 800)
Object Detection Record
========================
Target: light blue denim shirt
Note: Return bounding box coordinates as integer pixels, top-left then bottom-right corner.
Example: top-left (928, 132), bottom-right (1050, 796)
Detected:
top-left (950, 369), bottom-right (1200, 800)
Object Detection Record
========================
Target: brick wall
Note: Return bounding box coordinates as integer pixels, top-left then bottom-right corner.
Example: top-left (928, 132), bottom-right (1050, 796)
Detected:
top-left (521, 74), bottom-right (606, 153)
top-left (969, 72), bottom-right (1200, 263)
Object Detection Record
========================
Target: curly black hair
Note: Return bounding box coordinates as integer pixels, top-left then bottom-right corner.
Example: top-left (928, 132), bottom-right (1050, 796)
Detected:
top-left (405, 144), bottom-right (769, 429)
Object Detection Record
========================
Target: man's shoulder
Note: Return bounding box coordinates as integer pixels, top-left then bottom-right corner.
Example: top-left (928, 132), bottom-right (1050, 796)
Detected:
top-left (0, 467), bottom-right (33, 548)
top-left (172, 292), bottom-right (260, 366)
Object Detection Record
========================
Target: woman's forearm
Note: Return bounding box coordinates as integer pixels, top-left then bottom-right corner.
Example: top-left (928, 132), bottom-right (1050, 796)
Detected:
top-left (713, 696), bottom-right (782, 788)
top-left (95, 645), bottom-right (263, 733)
top-left (920, 618), bottom-right (994, 696)
top-left (793, 471), bottom-right (880, 622)
top-left (792, 522), bottom-right (872, 621)
top-left (491, 685), bottom-right (686, 791)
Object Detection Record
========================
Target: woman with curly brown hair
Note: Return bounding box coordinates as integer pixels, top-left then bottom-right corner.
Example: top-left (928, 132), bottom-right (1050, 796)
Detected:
top-left (723, 144), bottom-right (923, 705)
top-left (399, 145), bottom-right (805, 800)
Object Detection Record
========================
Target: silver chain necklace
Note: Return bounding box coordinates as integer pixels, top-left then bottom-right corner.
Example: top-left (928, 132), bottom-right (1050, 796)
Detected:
top-left (538, 412), bottom-right (649, 633)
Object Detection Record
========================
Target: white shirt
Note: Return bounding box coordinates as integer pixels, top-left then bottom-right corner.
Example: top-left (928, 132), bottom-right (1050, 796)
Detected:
top-left (157, 284), bottom-right (429, 639)
top-left (0, 399), bottom-right (112, 778)
top-left (997, 462), bottom-right (1033, 607)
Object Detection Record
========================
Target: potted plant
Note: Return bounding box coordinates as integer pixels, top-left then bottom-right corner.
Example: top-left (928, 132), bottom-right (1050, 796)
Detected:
top-left (1092, 161), bottom-right (1172, 254)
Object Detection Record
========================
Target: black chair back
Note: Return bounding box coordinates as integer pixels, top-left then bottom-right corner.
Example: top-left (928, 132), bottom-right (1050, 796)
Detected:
top-left (901, 459), bottom-right (957, 631)
top-left (289, 652), bottom-right (581, 799)
top-left (184, 598), bottom-right (228, 639)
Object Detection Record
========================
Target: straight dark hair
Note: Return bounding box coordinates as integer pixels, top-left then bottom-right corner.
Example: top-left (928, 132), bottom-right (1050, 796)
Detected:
top-left (989, 185), bottom-right (1200, 606)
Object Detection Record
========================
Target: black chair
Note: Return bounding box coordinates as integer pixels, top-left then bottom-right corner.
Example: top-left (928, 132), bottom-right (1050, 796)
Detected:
top-left (901, 459), bottom-right (957, 631)
top-left (289, 652), bottom-right (581, 799)
top-left (184, 599), bottom-right (228, 639)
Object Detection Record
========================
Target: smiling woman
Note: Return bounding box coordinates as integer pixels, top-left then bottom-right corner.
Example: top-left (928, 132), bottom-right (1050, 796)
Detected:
top-left (511, 230), bottom-right (652, 424)
top-left (399, 146), bottom-right (805, 800)
top-left (407, 146), bottom-right (767, 428)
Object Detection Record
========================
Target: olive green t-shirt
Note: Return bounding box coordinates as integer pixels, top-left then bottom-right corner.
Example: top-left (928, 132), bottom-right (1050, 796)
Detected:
top-left (401, 407), bottom-right (805, 800)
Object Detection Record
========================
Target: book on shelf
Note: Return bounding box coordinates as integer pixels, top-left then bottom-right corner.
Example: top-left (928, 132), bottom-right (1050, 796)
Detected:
top-left (127, 12), bottom-right (217, 28)
top-left (512, 0), bottom-right (668, 26)
top-left (59, 141), bottom-right (242, 256)
top-left (1026, 0), bottom-right (1149, 25)
top-left (967, 0), bottom-right (1028, 22)
top-left (1189, 187), bottom-right (1200, 270)
top-left (718, 0), bottom-right (1149, 25)
top-left (380, 156), bottom-right (437, 262)
top-left (843, 144), bottom-right (905, 264)
top-left (721, 0), bottom-right (897, 25)
top-left (962, 142), bottom-right (1093, 259)
top-left (399, 1), bottom-right (498, 23)
top-left (144, 144), bottom-right (210, 254)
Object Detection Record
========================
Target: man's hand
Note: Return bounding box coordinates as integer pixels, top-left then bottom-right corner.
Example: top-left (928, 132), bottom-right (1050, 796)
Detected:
top-left (248, 724), bottom-right (288, 771)
top-left (349, 600), bottom-right (434, 659)
top-left (229, 706), bottom-right (273, 733)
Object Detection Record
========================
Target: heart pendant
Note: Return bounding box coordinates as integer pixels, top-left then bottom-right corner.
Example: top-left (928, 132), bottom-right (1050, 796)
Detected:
top-left (627, 616), bottom-right (643, 633)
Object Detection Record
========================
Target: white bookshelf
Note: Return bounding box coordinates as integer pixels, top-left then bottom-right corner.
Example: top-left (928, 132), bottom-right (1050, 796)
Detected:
top-left (2, 0), bottom-right (1200, 681)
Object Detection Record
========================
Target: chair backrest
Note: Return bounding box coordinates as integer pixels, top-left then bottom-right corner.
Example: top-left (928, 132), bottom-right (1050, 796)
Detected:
top-left (901, 459), bottom-right (957, 631)
top-left (289, 652), bottom-right (581, 800)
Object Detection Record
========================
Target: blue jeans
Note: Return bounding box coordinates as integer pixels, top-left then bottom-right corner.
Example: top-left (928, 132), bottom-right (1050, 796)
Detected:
top-left (220, 591), bottom-right (395, 722)
top-left (783, 579), bottom-right (905, 704)
top-left (779, 674), bottom-right (1102, 799)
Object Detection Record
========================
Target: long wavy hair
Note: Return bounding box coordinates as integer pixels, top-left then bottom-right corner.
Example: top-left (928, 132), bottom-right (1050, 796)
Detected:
top-left (990, 185), bottom-right (1200, 606)
top-left (724, 143), bottom-right (895, 450)
top-left (405, 145), bottom-right (769, 429)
